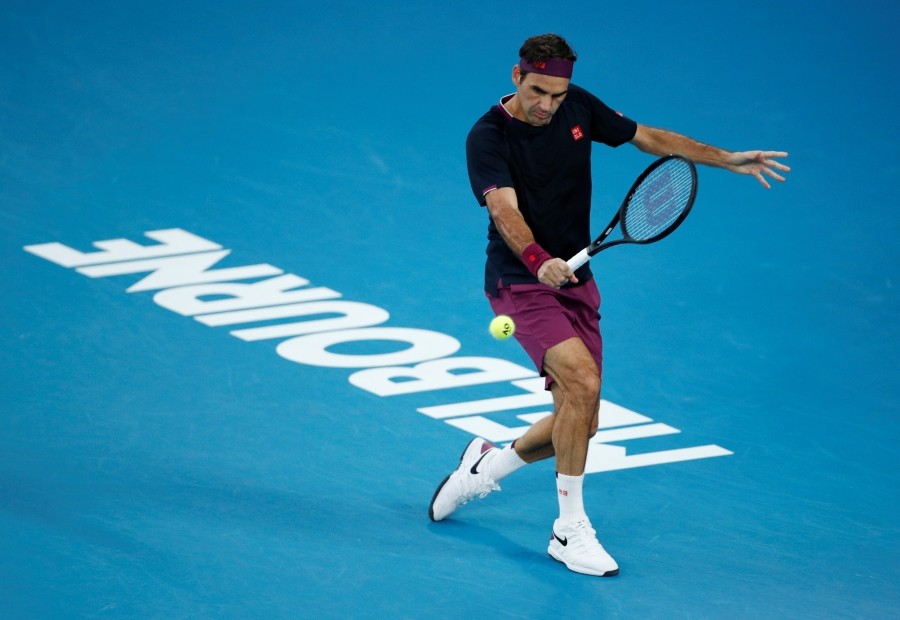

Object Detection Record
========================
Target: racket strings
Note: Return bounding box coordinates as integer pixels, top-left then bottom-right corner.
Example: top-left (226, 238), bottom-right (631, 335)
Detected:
top-left (624, 160), bottom-right (695, 241)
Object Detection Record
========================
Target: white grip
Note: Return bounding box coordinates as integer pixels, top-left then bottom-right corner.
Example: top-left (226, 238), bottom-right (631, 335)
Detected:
top-left (566, 248), bottom-right (590, 271)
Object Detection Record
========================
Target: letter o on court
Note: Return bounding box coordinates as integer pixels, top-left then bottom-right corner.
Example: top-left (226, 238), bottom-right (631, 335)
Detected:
top-left (275, 327), bottom-right (461, 368)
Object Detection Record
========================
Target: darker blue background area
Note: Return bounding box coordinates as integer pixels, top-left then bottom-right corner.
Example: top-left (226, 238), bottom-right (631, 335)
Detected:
top-left (2, 1), bottom-right (898, 618)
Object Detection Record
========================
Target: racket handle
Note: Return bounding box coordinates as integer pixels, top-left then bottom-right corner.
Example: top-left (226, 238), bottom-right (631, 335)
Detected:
top-left (566, 248), bottom-right (590, 271)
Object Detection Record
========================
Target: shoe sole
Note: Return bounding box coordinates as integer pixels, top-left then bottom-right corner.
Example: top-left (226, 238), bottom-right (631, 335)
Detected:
top-left (548, 546), bottom-right (620, 577)
top-left (428, 438), bottom-right (484, 522)
top-left (428, 473), bottom-right (453, 522)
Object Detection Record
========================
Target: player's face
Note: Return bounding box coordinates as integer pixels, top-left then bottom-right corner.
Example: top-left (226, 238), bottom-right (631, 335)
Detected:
top-left (512, 67), bottom-right (569, 126)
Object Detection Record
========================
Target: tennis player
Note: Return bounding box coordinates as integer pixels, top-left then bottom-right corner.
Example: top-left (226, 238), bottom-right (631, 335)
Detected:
top-left (429, 33), bottom-right (790, 577)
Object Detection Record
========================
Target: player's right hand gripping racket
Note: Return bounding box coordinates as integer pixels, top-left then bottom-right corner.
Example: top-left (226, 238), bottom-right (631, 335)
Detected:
top-left (567, 155), bottom-right (698, 270)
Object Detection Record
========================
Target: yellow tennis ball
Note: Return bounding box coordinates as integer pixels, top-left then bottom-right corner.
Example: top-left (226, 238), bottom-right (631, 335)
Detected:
top-left (489, 315), bottom-right (516, 340)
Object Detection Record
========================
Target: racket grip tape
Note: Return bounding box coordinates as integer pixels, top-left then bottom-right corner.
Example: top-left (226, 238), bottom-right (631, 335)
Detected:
top-left (566, 248), bottom-right (590, 271)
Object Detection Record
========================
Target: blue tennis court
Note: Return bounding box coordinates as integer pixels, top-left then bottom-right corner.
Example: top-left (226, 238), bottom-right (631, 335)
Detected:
top-left (3, 1), bottom-right (898, 617)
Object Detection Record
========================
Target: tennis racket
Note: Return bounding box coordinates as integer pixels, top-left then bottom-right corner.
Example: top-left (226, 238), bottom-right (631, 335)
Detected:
top-left (567, 155), bottom-right (698, 271)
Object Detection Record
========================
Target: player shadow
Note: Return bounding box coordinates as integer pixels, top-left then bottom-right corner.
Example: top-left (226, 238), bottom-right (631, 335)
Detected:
top-left (423, 511), bottom-right (546, 565)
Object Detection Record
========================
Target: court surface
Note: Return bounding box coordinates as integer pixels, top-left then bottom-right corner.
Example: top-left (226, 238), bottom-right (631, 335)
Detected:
top-left (2, 1), bottom-right (899, 618)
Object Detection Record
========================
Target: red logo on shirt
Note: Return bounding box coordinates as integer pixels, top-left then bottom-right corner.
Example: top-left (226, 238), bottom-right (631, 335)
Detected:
top-left (571, 125), bottom-right (584, 141)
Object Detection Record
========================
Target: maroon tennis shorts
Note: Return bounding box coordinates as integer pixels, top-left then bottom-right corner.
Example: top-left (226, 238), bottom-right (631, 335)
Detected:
top-left (487, 280), bottom-right (602, 389)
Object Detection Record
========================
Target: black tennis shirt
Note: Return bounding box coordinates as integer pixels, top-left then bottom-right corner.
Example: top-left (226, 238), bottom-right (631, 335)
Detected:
top-left (466, 84), bottom-right (637, 295)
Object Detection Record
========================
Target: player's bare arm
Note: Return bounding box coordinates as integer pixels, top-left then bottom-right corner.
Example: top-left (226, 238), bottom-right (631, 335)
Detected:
top-left (630, 124), bottom-right (790, 188)
top-left (486, 188), bottom-right (577, 288)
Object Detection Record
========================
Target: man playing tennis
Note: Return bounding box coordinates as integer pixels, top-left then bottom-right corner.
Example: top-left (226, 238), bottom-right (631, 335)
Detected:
top-left (429, 33), bottom-right (789, 577)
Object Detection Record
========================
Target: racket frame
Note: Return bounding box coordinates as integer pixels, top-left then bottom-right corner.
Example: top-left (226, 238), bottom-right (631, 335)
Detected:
top-left (567, 155), bottom-right (697, 270)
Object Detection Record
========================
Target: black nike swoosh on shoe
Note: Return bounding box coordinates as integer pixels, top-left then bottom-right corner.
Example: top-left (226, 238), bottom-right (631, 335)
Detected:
top-left (552, 531), bottom-right (568, 546)
top-left (470, 451), bottom-right (491, 475)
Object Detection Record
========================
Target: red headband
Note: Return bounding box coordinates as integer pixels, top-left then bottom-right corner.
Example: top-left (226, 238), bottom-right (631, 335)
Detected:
top-left (518, 57), bottom-right (574, 79)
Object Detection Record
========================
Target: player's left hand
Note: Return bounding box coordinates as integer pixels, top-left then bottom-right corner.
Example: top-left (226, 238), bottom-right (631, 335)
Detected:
top-left (727, 150), bottom-right (791, 189)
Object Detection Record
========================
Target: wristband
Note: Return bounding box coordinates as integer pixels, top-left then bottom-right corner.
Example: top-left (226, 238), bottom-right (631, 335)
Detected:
top-left (521, 243), bottom-right (552, 277)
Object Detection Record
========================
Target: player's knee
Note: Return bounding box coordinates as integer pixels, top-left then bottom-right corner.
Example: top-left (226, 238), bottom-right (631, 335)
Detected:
top-left (572, 366), bottom-right (600, 402)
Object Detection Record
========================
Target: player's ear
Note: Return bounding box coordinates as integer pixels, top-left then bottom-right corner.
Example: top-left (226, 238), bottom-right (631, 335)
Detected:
top-left (512, 64), bottom-right (522, 85)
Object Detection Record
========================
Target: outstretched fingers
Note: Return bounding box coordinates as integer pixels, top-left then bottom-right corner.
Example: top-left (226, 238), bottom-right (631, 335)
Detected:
top-left (761, 151), bottom-right (791, 172)
top-left (750, 151), bottom-right (790, 188)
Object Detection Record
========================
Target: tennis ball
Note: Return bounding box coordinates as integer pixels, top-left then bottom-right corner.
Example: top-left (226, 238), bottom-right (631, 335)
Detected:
top-left (489, 315), bottom-right (516, 340)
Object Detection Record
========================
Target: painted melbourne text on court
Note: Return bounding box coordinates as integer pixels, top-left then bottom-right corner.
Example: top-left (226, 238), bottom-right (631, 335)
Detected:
top-left (24, 228), bottom-right (732, 474)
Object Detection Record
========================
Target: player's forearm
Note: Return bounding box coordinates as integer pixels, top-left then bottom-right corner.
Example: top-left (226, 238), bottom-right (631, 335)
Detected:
top-left (491, 204), bottom-right (536, 257)
top-left (485, 187), bottom-right (575, 285)
top-left (632, 125), bottom-right (732, 169)
top-left (485, 189), bottom-right (537, 257)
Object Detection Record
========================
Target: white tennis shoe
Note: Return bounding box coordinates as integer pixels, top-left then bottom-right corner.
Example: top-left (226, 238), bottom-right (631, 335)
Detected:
top-left (429, 437), bottom-right (500, 522)
top-left (548, 517), bottom-right (620, 577)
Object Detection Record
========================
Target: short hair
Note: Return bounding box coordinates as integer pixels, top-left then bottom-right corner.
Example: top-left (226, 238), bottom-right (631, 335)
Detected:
top-left (519, 33), bottom-right (577, 63)
top-left (518, 34), bottom-right (577, 82)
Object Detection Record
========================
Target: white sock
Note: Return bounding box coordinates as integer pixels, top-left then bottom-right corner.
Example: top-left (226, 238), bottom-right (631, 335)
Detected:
top-left (556, 473), bottom-right (587, 523)
top-left (487, 442), bottom-right (527, 481)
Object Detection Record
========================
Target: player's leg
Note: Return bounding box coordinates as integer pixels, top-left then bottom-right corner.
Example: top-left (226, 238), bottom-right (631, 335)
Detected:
top-left (429, 284), bottom-right (601, 522)
top-left (542, 335), bottom-right (618, 576)
top-left (542, 336), bottom-right (600, 475)
top-left (502, 373), bottom-right (602, 464)
top-left (429, 285), bottom-right (564, 521)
